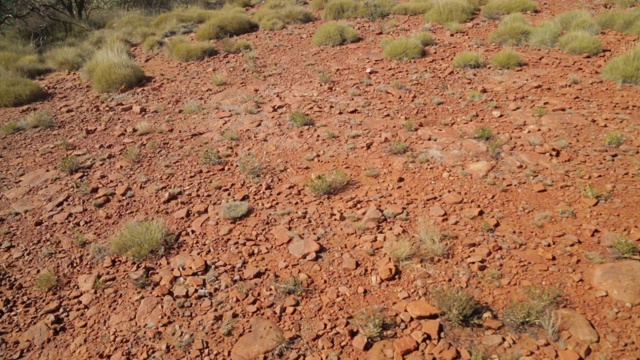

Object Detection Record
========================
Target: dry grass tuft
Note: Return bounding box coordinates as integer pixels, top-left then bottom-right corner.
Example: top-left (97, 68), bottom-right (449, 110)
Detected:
top-left (110, 220), bottom-right (174, 261)
top-left (166, 37), bottom-right (217, 62)
top-left (83, 45), bottom-right (145, 93)
top-left (312, 22), bottom-right (360, 46)
top-left (0, 76), bottom-right (46, 108)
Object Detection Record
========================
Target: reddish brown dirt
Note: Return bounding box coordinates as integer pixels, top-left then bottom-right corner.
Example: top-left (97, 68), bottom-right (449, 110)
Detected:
top-left (1, 1), bottom-right (640, 360)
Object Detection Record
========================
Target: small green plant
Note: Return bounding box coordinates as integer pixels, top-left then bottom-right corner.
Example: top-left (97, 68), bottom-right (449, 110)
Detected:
top-left (289, 110), bottom-right (313, 127)
top-left (60, 156), bottom-right (81, 174)
top-left (352, 307), bottom-right (389, 341)
top-left (1, 121), bottom-right (25, 135)
top-left (312, 22), bottom-right (360, 47)
top-left (382, 37), bottom-right (424, 60)
top-left (417, 218), bottom-right (446, 257)
top-left (467, 90), bottom-right (483, 101)
top-left (558, 31), bottom-right (602, 55)
top-left (604, 132), bottom-right (624, 147)
top-left (503, 285), bottom-right (562, 330)
top-left (17, 110), bottom-right (51, 130)
top-left (255, 5), bottom-right (314, 30)
top-left (220, 201), bottom-right (251, 220)
top-left (492, 50), bottom-right (525, 69)
top-left (123, 145), bottom-right (141, 163)
top-left (322, 0), bottom-right (362, 20)
top-left (143, 36), bottom-right (162, 52)
top-left (489, 13), bottom-right (533, 46)
top-left (202, 148), bottom-right (224, 164)
top-left (166, 37), bottom-right (217, 62)
top-left (602, 47), bottom-right (640, 85)
top-left (414, 31), bottom-right (435, 46)
top-left (110, 220), bottom-right (174, 261)
top-left (238, 152), bottom-right (264, 178)
top-left (0, 76), bottom-right (46, 108)
top-left (611, 236), bottom-right (638, 257)
top-left (83, 45), bottom-right (146, 93)
top-left (318, 71), bottom-right (332, 84)
top-left (275, 276), bottom-right (305, 295)
top-left (387, 140), bottom-right (408, 154)
top-left (453, 52), bottom-right (484, 69)
top-left (424, 0), bottom-right (476, 24)
top-left (403, 119), bottom-right (417, 131)
top-left (534, 107), bottom-right (548, 117)
top-left (306, 169), bottom-right (349, 197)
top-left (432, 287), bottom-right (478, 325)
top-left (211, 73), bottom-right (226, 86)
top-left (529, 20), bottom-right (563, 48)
top-left (473, 126), bottom-right (493, 140)
top-left (35, 269), bottom-right (58, 291)
top-left (195, 11), bottom-right (258, 40)
top-left (364, 168), bottom-right (380, 177)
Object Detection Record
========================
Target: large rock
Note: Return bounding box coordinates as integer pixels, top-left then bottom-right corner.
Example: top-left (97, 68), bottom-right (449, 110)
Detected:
top-left (406, 300), bottom-right (439, 319)
top-left (556, 309), bottom-right (599, 344)
top-left (464, 161), bottom-right (494, 179)
top-left (288, 239), bottom-right (320, 258)
top-left (231, 318), bottom-right (284, 360)
top-left (591, 261), bottom-right (640, 305)
top-left (136, 297), bottom-right (162, 328)
top-left (19, 321), bottom-right (52, 348)
top-left (365, 340), bottom-right (394, 360)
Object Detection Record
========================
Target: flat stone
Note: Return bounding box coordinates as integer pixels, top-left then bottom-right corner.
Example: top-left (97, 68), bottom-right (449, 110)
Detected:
top-left (365, 340), bottom-right (394, 360)
top-left (422, 319), bottom-right (441, 341)
top-left (352, 334), bottom-right (368, 351)
top-left (406, 300), bottom-right (439, 319)
top-left (271, 226), bottom-right (292, 245)
top-left (231, 318), bottom-right (284, 360)
top-left (591, 261), bottom-right (640, 305)
top-left (135, 297), bottom-right (162, 328)
top-left (558, 349), bottom-right (581, 360)
top-left (19, 320), bottom-right (51, 347)
top-left (556, 309), bottom-right (599, 344)
top-left (288, 238), bottom-right (320, 258)
top-left (481, 334), bottom-right (503, 346)
top-left (393, 336), bottom-right (418, 356)
top-left (443, 193), bottom-right (463, 205)
top-left (77, 274), bottom-right (97, 292)
top-left (465, 161), bottom-right (494, 179)
top-left (533, 183), bottom-right (546, 192)
top-left (429, 206), bottom-right (446, 217)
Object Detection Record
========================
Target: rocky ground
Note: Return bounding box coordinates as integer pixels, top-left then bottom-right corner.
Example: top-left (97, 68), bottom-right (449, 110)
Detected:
top-left (1, 1), bottom-right (640, 359)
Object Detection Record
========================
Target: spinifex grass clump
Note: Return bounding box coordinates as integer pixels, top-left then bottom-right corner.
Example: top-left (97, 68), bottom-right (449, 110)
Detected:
top-left (312, 22), bottom-right (360, 46)
top-left (83, 44), bottom-right (145, 93)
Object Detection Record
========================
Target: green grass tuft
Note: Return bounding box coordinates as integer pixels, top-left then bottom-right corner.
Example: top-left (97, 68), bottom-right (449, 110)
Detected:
top-left (528, 20), bottom-right (562, 48)
top-left (83, 45), bottom-right (145, 93)
top-left (392, 0), bottom-right (432, 15)
top-left (110, 220), bottom-right (174, 261)
top-left (413, 31), bottom-right (436, 46)
top-left (323, 0), bottom-right (362, 20)
top-left (492, 49), bottom-right (525, 69)
top-left (555, 10), bottom-right (600, 34)
top-left (558, 30), bottom-right (602, 55)
top-left (289, 110), bottom-right (313, 127)
top-left (489, 13), bottom-right (533, 45)
top-left (0, 76), bottom-right (46, 108)
top-left (382, 37), bottom-right (424, 60)
top-left (432, 287), bottom-right (478, 325)
top-left (44, 45), bottom-right (90, 71)
top-left (424, 0), bottom-right (476, 24)
top-left (481, 0), bottom-right (537, 19)
top-left (602, 47), bottom-right (640, 85)
top-left (453, 51), bottom-right (484, 68)
top-left (596, 9), bottom-right (640, 36)
top-left (312, 22), bottom-right (360, 46)
top-left (166, 37), bottom-right (217, 62)
top-left (255, 6), bottom-right (315, 30)
top-left (220, 201), bottom-right (251, 220)
top-left (306, 169), bottom-right (349, 196)
top-left (195, 11), bottom-right (258, 40)
top-left (35, 269), bottom-right (58, 291)
top-left (25, 111), bottom-right (54, 129)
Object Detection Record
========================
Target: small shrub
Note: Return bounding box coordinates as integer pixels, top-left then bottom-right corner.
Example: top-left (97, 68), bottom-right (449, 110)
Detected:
top-left (212, 73), bottom-right (227, 86)
top-left (473, 126), bottom-right (493, 140)
top-left (364, 168), bottom-right (380, 177)
top-left (605, 0), bottom-right (638, 6)
top-left (184, 100), bottom-right (202, 114)
top-left (312, 22), bottom-right (360, 46)
top-left (382, 37), bottom-right (424, 60)
top-left (143, 36), bottom-right (163, 52)
top-left (135, 121), bottom-right (152, 135)
top-left (195, 12), bottom-right (258, 40)
top-left (306, 169), bottom-right (349, 196)
top-left (123, 145), bottom-right (141, 163)
top-left (489, 13), bottom-right (533, 45)
top-left (529, 20), bottom-right (562, 48)
top-left (166, 37), bottom-right (217, 62)
top-left (503, 285), bottom-right (561, 330)
top-left (1, 121), bottom-right (25, 135)
top-left (596, 9), bottom-right (640, 36)
top-left (392, 0), bottom-right (432, 15)
top-left (60, 156), bottom-right (81, 174)
top-left (602, 47), bottom-right (640, 85)
top-left (555, 10), bottom-right (600, 34)
top-left (203, 148), bottom-right (224, 164)
top-left (275, 276), bottom-right (305, 295)
top-left (453, 52), bottom-right (484, 68)
top-left (35, 269), bottom-right (58, 291)
top-left (558, 31), bottom-right (602, 55)
top-left (289, 110), bottom-right (313, 127)
top-left (387, 140), bottom-right (408, 154)
top-left (312, 0), bottom-right (329, 10)
top-left (604, 132), bottom-right (624, 147)
top-left (352, 307), bottom-right (389, 341)
top-left (481, 0), bottom-right (537, 19)
top-left (25, 111), bottom-right (54, 129)
top-left (424, 0), bottom-right (476, 24)
top-left (323, 0), bottom-right (362, 20)
top-left (238, 152), bottom-right (264, 178)
top-left (83, 46), bottom-right (145, 93)
top-left (255, 6), bottom-right (314, 30)
top-left (432, 287), bottom-right (478, 325)
top-left (417, 218), bottom-right (446, 257)
top-left (110, 220), bottom-right (174, 261)
top-left (413, 31), bottom-right (435, 46)
top-left (360, 0), bottom-right (395, 20)
top-left (492, 49), bottom-right (524, 69)
top-left (220, 201), bottom-right (251, 220)
top-left (45, 45), bottom-right (89, 71)
top-left (384, 239), bottom-right (414, 261)
top-left (611, 236), bottom-right (638, 257)
top-left (0, 76), bottom-right (46, 108)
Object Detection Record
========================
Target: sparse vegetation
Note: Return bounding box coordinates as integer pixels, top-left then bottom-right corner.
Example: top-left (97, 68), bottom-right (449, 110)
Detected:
top-left (392, 0), bottom-right (432, 15)
top-left (611, 236), bottom-right (638, 257)
top-left (482, 0), bottom-right (537, 19)
top-left (60, 156), bottom-right (81, 174)
top-left (503, 285), bottom-right (562, 330)
top-left (83, 45), bottom-right (145, 93)
top-left (558, 31), bottom-right (602, 55)
top-left (387, 140), bottom-right (408, 154)
top-left (489, 13), bottom-right (533, 46)
top-left (211, 73), bottom-right (227, 86)
top-left (275, 276), bottom-right (305, 295)
top-left (364, 168), bottom-right (380, 177)
top-left (1, 121), bottom-right (25, 135)
top-left (382, 36), bottom-right (424, 60)
top-left (604, 132), bottom-right (624, 147)
top-left (255, 4), bottom-right (314, 30)
top-left (352, 307), bottom-right (389, 341)
top-left (0, 76), bottom-right (46, 108)
top-left (384, 239), bottom-right (414, 261)
top-left (432, 287), bottom-right (478, 325)
top-left (220, 201), bottom-right (251, 220)
top-left (453, 52), bottom-right (484, 69)
top-left (202, 148), bottom-right (224, 164)
top-left (25, 111), bottom-right (54, 129)
top-left (312, 22), bottom-right (360, 47)
top-left (425, 0), bottom-right (476, 24)
top-left (195, 11), bottom-right (258, 40)
top-left (602, 47), bottom-right (640, 85)
top-left (110, 220), bottom-right (174, 261)
top-left (289, 110), bottom-right (313, 127)
top-left (238, 152), bottom-right (264, 178)
top-left (35, 269), bottom-right (58, 291)
top-left (473, 126), bottom-right (493, 140)
top-left (417, 218), bottom-right (446, 257)
top-left (492, 49), bottom-right (525, 69)
top-left (166, 37), bottom-right (216, 62)
top-left (306, 169), bottom-right (349, 196)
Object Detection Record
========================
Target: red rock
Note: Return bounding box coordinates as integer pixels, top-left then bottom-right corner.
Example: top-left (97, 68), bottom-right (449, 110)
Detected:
top-left (443, 193), bottom-right (463, 204)
top-left (393, 336), bottom-right (418, 356)
top-left (365, 340), bottom-right (394, 360)
top-left (352, 334), bottom-right (368, 351)
top-left (406, 300), bottom-right (439, 319)
top-left (378, 261), bottom-right (396, 281)
top-left (422, 319), bottom-right (441, 341)
top-left (231, 318), bottom-right (284, 360)
top-left (558, 350), bottom-right (581, 360)
top-left (556, 309), bottom-right (599, 344)
top-left (481, 334), bottom-right (503, 346)
top-left (288, 238), bottom-right (320, 258)
top-left (533, 183), bottom-right (546, 192)
top-left (135, 297), bottom-right (162, 328)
